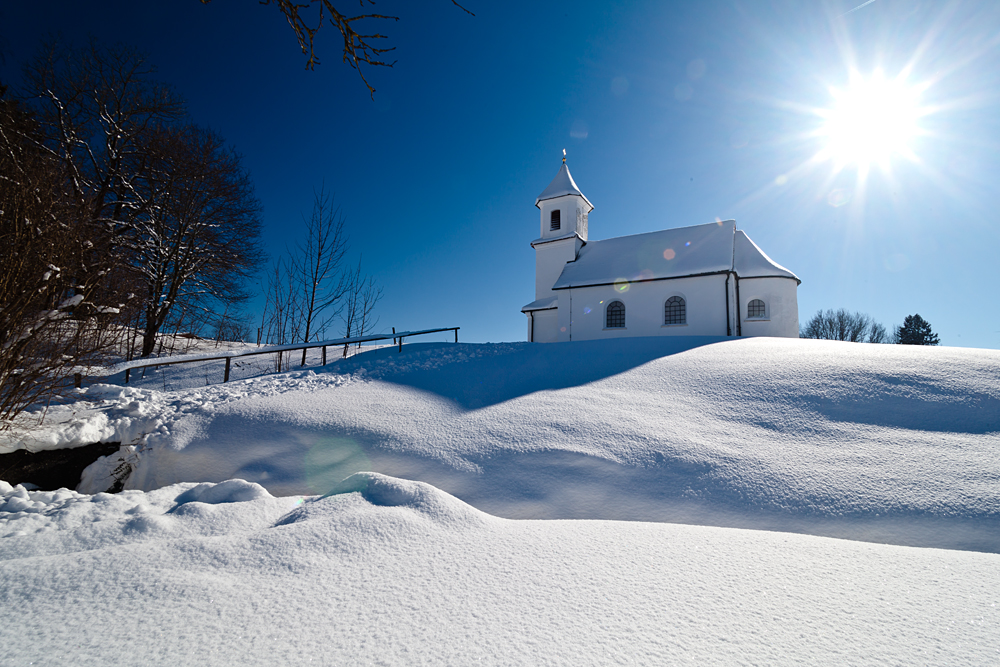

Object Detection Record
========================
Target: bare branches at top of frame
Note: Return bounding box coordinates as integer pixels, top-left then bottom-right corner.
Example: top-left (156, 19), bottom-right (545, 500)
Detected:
top-left (199, 0), bottom-right (474, 97)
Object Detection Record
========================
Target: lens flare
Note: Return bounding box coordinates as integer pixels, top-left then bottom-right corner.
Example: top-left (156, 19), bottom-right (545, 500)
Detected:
top-left (305, 437), bottom-right (371, 496)
top-left (663, 248), bottom-right (676, 260)
top-left (827, 188), bottom-right (852, 207)
top-left (614, 279), bottom-right (630, 292)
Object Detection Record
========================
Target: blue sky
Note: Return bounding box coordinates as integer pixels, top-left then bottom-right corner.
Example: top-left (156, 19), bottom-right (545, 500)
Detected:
top-left (3, 0), bottom-right (999, 347)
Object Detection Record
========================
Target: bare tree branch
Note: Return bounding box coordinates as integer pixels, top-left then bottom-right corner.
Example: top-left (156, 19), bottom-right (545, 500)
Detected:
top-left (199, 0), bottom-right (474, 97)
top-left (291, 185), bottom-right (348, 365)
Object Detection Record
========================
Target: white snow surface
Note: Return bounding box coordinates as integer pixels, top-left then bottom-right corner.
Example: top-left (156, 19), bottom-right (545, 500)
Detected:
top-left (734, 228), bottom-right (799, 280)
top-left (3, 338), bottom-right (1000, 663)
top-left (551, 220), bottom-right (799, 288)
top-left (4, 336), bottom-right (999, 553)
top-left (1, 473), bottom-right (998, 666)
top-left (553, 220), bottom-right (737, 288)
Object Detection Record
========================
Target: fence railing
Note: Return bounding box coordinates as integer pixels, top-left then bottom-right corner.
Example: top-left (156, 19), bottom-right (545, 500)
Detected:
top-left (89, 327), bottom-right (460, 385)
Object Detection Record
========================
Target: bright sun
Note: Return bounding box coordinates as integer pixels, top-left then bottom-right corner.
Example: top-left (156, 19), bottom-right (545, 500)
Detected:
top-left (818, 70), bottom-right (924, 170)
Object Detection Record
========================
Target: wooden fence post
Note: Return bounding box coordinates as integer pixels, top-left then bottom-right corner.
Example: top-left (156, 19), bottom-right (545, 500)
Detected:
top-left (124, 368), bottom-right (130, 384)
top-left (74, 373), bottom-right (82, 389)
top-left (322, 346), bottom-right (327, 365)
top-left (224, 357), bottom-right (231, 383)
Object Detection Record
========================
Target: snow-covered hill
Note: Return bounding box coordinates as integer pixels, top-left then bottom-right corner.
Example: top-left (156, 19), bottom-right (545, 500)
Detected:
top-left (6, 336), bottom-right (999, 551)
top-left (3, 337), bottom-right (1000, 664)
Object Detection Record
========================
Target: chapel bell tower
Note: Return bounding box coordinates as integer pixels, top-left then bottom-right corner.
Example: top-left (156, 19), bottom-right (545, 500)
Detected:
top-left (530, 154), bottom-right (593, 301)
top-left (535, 152), bottom-right (593, 242)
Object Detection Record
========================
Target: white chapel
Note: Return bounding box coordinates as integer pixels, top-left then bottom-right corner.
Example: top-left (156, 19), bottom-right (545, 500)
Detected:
top-left (522, 159), bottom-right (800, 342)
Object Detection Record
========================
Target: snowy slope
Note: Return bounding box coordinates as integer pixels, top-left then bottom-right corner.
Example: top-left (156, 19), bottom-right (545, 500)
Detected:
top-left (6, 336), bottom-right (998, 552)
top-left (1, 473), bottom-right (997, 666)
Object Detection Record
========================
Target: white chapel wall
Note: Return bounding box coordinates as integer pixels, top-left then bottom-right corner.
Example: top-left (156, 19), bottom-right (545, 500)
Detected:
top-left (534, 240), bottom-right (581, 299)
top-left (555, 274), bottom-right (731, 341)
top-left (738, 277), bottom-right (799, 338)
top-left (529, 309), bottom-right (559, 343)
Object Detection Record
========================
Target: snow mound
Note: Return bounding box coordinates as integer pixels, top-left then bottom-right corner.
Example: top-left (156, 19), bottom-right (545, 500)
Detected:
top-left (172, 479), bottom-right (272, 506)
top-left (1, 473), bottom-right (999, 666)
top-left (0, 481), bottom-right (85, 514)
top-left (277, 472), bottom-right (492, 530)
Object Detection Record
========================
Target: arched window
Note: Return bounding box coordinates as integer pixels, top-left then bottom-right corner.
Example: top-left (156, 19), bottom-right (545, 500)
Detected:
top-left (747, 299), bottom-right (766, 318)
top-left (606, 300), bottom-right (625, 328)
top-left (664, 296), bottom-right (686, 325)
top-left (550, 209), bottom-right (561, 231)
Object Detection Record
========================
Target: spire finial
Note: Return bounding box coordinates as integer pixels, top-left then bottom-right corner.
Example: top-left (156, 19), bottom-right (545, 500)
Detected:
top-left (562, 148), bottom-right (566, 164)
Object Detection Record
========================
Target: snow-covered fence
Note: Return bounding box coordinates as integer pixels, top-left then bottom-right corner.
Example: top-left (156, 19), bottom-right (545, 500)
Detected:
top-left (94, 327), bottom-right (460, 384)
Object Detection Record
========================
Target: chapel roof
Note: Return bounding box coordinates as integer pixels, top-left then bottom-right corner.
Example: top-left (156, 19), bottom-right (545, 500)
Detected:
top-left (550, 220), bottom-right (799, 290)
top-left (521, 295), bottom-right (559, 312)
top-left (535, 162), bottom-right (593, 208)
top-left (733, 230), bottom-right (797, 280)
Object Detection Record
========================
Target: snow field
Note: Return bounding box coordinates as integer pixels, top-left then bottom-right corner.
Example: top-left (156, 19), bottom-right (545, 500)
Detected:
top-left (1, 473), bottom-right (997, 666)
top-left (44, 336), bottom-right (999, 552)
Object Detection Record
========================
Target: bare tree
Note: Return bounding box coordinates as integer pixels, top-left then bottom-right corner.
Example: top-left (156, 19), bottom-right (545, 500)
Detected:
top-left (126, 124), bottom-right (264, 356)
top-left (17, 43), bottom-right (264, 358)
top-left (0, 89), bottom-right (127, 428)
top-left (341, 256), bottom-right (383, 356)
top-left (199, 0), bottom-right (474, 96)
top-left (354, 273), bottom-right (383, 350)
top-left (261, 257), bottom-right (300, 371)
top-left (292, 186), bottom-right (348, 365)
top-left (21, 41), bottom-right (185, 237)
top-left (867, 321), bottom-right (889, 344)
top-left (801, 309), bottom-right (890, 343)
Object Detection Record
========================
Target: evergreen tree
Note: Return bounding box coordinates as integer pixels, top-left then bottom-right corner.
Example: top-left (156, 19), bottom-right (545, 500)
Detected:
top-left (896, 314), bottom-right (940, 346)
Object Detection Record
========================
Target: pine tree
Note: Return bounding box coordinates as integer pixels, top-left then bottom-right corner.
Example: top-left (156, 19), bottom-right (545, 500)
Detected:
top-left (896, 314), bottom-right (940, 346)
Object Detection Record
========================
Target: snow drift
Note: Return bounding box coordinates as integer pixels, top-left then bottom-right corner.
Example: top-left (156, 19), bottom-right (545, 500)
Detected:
top-left (7, 336), bottom-right (997, 552)
top-left (1, 473), bottom-right (997, 666)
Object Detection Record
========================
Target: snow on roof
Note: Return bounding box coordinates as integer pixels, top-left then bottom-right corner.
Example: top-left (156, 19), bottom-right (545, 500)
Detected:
top-left (521, 295), bottom-right (558, 312)
top-left (551, 220), bottom-right (800, 289)
top-left (552, 220), bottom-right (737, 289)
top-left (734, 230), bottom-right (800, 283)
top-left (535, 162), bottom-right (593, 208)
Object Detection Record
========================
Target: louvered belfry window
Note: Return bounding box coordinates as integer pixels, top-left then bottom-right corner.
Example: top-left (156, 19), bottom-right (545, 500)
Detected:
top-left (606, 301), bottom-right (625, 328)
top-left (550, 209), bottom-right (561, 231)
top-left (664, 296), bottom-right (686, 324)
